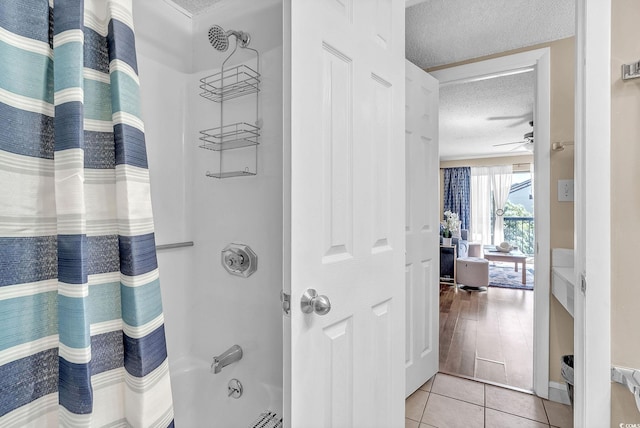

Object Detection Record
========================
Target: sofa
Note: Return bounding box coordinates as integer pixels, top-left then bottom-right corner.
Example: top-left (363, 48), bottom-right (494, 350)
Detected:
top-left (440, 229), bottom-right (469, 282)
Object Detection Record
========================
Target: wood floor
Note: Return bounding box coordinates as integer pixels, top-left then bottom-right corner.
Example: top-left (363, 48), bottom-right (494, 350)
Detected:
top-left (439, 283), bottom-right (534, 390)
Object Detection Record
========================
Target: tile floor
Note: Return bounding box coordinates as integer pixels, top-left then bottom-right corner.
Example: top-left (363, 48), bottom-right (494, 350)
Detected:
top-left (406, 373), bottom-right (573, 428)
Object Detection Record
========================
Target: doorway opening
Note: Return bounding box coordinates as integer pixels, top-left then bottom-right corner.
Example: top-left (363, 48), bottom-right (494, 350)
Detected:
top-left (440, 163), bottom-right (536, 390)
top-left (430, 47), bottom-right (551, 399)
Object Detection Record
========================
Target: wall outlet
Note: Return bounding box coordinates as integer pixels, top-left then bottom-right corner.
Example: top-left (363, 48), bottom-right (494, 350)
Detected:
top-left (558, 179), bottom-right (574, 201)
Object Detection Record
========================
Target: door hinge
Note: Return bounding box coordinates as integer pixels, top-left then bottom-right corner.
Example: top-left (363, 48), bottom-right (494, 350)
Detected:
top-left (280, 290), bottom-right (291, 316)
top-left (580, 274), bottom-right (587, 295)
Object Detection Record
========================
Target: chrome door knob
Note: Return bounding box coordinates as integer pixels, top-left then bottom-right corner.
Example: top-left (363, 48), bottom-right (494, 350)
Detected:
top-left (300, 289), bottom-right (331, 315)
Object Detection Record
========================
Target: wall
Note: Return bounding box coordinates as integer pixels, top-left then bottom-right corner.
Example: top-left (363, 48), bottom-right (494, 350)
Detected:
top-left (546, 38), bottom-right (575, 386)
top-left (189, 2), bottom-right (284, 426)
top-left (611, 0), bottom-right (640, 423)
top-left (434, 38), bottom-right (576, 386)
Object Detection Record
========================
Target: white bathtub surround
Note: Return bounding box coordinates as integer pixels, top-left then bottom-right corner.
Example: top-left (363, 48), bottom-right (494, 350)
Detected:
top-left (169, 356), bottom-right (283, 427)
top-left (134, 0), bottom-right (284, 426)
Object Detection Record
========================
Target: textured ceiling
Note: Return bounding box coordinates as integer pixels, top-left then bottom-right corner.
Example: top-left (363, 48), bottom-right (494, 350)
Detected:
top-left (408, 0), bottom-right (574, 160)
top-left (439, 72), bottom-right (535, 160)
top-left (406, 0), bottom-right (575, 69)
top-left (166, 0), bottom-right (222, 15)
top-left (163, 0), bottom-right (572, 161)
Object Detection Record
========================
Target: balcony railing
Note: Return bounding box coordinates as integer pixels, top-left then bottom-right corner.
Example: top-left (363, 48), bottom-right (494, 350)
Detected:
top-left (503, 216), bottom-right (535, 255)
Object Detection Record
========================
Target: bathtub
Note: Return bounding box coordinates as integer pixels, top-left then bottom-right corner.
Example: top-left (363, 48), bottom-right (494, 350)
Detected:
top-left (170, 357), bottom-right (283, 428)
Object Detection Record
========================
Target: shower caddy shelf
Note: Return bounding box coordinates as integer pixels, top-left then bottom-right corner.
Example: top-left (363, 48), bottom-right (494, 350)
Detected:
top-left (199, 122), bottom-right (260, 151)
top-left (199, 64), bottom-right (260, 102)
top-left (199, 56), bottom-right (260, 178)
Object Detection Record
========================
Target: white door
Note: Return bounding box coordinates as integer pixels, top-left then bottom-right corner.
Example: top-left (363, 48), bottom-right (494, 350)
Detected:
top-left (404, 60), bottom-right (440, 396)
top-left (284, 0), bottom-right (406, 427)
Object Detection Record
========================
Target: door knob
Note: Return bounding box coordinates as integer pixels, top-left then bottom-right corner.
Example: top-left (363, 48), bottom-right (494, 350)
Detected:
top-left (300, 289), bottom-right (331, 315)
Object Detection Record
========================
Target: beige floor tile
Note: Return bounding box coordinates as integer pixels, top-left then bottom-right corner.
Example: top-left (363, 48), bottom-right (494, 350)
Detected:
top-left (431, 373), bottom-right (485, 406)
top-left (542, 399), bottom-right (573, 428)
top-left (422, 393), bottom-right (484, 428)
top-left (485, 384), bottom-right (548, 424)
top-left (419, 376), bottom-right (434, 392)
top-left (406, 390), bottom-right (429, 422)
top-left (485, 408), bottom-right (550, 428)
top-left (406, 418), bottom-right (420, 428)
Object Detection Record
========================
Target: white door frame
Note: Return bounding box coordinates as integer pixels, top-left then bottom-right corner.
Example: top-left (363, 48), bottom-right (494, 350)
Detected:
top-left (573, 0), bottom-right (611, 425)
top-left (430, 48), bottom-right (552, 399)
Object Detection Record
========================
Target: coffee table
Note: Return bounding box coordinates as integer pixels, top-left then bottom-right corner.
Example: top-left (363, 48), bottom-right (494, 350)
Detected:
top-left (484, 249), bottom-right (528, 284)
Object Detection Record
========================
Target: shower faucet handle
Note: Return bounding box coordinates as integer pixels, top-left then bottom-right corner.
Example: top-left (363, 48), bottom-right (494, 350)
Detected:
top-left (221, 243), bottom-right (257, 278)
top-left (300, 289), bottom-right (331, 316)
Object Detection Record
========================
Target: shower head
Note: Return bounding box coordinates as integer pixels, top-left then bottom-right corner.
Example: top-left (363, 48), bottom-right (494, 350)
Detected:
top-left (208, 25), bottom-right (251, 52)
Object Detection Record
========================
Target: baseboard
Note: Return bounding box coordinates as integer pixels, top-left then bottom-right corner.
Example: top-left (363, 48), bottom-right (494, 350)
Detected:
top-left (548, 381), bottom-right (571, 405)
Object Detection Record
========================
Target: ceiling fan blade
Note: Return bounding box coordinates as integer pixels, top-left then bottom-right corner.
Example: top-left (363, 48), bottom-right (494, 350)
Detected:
top-left (493, 140), bottom-right (525, 147)
top-left (510, 141), bottom-right (534, 152)
top-left (487, 115), bottom-right (530, 121)
top-left (487, 115), bottom-right (533, 128)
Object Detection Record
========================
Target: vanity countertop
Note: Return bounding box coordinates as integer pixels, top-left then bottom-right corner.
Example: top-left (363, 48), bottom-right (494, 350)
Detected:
top-left (552, 266), bottom-right (575, 317)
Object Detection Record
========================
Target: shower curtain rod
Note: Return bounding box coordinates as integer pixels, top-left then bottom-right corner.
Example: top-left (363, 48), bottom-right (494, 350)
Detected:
top-left (156, 241), bottom-right (194, 251)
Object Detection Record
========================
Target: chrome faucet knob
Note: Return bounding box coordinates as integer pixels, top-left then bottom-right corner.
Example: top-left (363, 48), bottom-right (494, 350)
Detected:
top-left (228, 379), bottom-right (243, 399)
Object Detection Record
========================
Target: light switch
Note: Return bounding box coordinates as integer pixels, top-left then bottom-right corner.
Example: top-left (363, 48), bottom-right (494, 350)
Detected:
top-left (558, 179), bottom-right (574, 201)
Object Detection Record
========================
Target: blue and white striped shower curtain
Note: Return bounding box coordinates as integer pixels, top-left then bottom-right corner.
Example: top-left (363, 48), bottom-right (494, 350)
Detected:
top-left (0, 0), bottom-right (174, 426)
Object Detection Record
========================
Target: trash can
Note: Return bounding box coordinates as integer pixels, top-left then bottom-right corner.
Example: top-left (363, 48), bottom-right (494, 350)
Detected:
top-left (561, 355), bottom-right (574, 407)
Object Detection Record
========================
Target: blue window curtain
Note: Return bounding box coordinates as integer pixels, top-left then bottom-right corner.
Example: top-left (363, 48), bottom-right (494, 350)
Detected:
top-left (0, 1), bottom-right (174, 426)
top-left (443, 167), bottom-right (471, 231)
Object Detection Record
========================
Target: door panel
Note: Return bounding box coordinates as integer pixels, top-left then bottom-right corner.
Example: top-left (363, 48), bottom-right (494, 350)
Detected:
top-left (321, 44), bottom-right (353, 262)
top-left (372, 74), bottom-right (392, 251)
top-left (287, 0), bottom-right (406, 426)
top-left (323, 317), bottom-right (354, 425)
top-left (405, 60), bottom-right (440, 396)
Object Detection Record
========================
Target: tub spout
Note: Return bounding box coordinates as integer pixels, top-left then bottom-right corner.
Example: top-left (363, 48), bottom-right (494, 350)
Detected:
top-left (212, 345), bottom-right (243, 374)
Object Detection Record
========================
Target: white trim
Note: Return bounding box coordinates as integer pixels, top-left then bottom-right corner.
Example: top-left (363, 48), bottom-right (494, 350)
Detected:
top-left (405, 0), bottom-right (427, 7)
top-left (430, 48), bottom-right (551, 399)
top-left (574, 0), bottom-right (611, 426)
top-left (430, 48), bottom-right (548, 86)
top-left (282, 1), bottom-right (292, 426)
top-left (533, 49), bottom-right (551, 401)
top-left (549, 380), bottom-right (572, 406)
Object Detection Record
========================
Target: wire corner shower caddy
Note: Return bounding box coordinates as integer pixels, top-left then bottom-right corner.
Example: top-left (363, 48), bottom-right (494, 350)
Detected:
top-left (199, 26), bottom-right (260, 179)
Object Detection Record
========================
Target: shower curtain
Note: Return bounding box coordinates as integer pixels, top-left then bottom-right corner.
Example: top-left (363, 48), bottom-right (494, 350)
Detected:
top-left (0, 1), bottom-right (173, 426)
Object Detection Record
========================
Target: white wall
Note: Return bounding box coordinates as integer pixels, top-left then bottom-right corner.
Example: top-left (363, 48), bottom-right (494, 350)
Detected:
top-left (189, 3), bottom-right (284, 423)
top-left (134, 1), bottom-right (284, 426)
top-left (134, 0), bottom-right (194, 366)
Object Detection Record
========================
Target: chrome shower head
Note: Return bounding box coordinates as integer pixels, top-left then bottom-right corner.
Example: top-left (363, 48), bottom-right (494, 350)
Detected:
top-left (208, 25), bottom-right (251, 52)
top-left (208, 25), bottom-right (229, 51)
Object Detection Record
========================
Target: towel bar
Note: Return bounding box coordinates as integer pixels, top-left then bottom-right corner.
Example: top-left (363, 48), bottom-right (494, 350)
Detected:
top-left (611, 366), bottom-right (640, 413)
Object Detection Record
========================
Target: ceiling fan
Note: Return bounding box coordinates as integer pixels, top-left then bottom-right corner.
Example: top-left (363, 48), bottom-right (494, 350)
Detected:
top-left (486, 113), bottom-right (533, 128)
top-left (492, 121), bottom-right (534, 151)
